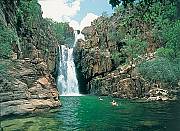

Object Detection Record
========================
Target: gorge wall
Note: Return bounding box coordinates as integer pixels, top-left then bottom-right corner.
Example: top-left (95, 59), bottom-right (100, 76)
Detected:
top-left (0, 0), bottom-right (74, 116)
top-left (74, 16), bottom-right (146, 98)
top-left (74, 7), bottom-right (180, 100)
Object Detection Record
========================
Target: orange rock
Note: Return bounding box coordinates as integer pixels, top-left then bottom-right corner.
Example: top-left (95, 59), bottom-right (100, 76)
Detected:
top-left (52, 92), bottom-right (57, 96)
top-left (38, 77), bottom-right (49, 85)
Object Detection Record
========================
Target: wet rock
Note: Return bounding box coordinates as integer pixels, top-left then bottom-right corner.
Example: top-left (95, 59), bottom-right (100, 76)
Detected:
top-left (146, 88), bottom-right (171, 101)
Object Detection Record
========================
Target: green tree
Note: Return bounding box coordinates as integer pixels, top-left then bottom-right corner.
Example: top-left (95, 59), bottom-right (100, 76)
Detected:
top-left (0, 24), bottom-right (17, 59)
top-left (155, 20), bottom-right (180, 60)
top-left (109, 0), bottom-right (177, 8)
top-left (17, 0), bottom-right (41, 28)
top-left (45, 19), bottom-right (75, 47)
top-left (161, 20), bottom-right (180, 58)
top-left (109, 0), bottom-right (180, 19)
top-left (123, 36), bottom-right (147, 66)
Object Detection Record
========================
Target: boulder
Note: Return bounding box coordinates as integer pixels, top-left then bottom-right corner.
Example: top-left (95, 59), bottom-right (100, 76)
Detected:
top-left (146, 88), bottom-right (171, 101)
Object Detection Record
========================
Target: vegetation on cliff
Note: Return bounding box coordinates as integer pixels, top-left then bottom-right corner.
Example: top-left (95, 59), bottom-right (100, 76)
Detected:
top-left (45, 19), bottom-right (75, 48)
top-left (0, 0), bottom-right (74, 70)
top-left (0, 0), bottom-right (74, 116)
top-left (108, 0), bottom-right (180, 85)
top-left (73, 0), bottom-right (180, 99)
top-left (0, 24), bottom-right (18, 59)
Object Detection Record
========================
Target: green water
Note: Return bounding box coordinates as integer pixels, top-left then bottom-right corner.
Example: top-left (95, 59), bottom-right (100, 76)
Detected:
top-left (1, 96), bottom-right (180, 131)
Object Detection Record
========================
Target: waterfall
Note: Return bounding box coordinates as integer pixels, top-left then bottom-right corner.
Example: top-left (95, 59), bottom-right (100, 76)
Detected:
top-left (57, 32), bottom-right (80, 96)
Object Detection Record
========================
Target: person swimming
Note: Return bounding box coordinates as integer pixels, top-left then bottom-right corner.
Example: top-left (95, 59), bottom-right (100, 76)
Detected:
top-left (111, 100), bottom-right (118, 106)
top-left (99, 97), bottom-right (103, 101)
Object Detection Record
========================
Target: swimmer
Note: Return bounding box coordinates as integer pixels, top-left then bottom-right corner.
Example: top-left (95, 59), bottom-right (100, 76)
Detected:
top-left (111, 100), bottom-right (118, 106)
top-left (99, 97), bottom-right (103, 101)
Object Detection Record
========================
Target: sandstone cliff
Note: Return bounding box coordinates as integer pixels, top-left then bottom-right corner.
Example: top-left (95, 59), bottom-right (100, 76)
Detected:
top-left (74, 16), bottom-right (145, 97)
top-left (0, 0), bottom-right (71, 116)
top-left (74, 14), bottom-right (180, 100)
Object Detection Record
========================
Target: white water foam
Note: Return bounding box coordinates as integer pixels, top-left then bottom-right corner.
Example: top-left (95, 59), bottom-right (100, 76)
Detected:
top-left (57, 31), bottom-right (81, 96)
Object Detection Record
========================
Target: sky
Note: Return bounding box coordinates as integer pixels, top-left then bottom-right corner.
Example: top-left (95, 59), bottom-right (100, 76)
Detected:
top-left (38, 0), bottom-right (114, 30)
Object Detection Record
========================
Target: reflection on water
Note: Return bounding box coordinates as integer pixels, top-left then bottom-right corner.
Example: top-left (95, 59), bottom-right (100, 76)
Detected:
top-left (1, 96), bottom-right (180, 131)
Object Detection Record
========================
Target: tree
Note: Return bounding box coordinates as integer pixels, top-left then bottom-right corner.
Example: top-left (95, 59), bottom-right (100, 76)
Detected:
top-left (123, 36), bottom-right (147, 66)
top-left (0, 24), bottom-right (17, 59)
top-left (109, 0), bottom-right (180, 18)
top-left (44, 19), bottom-right (75, 47)
top-left (109, 0), bottom-right (177, 8)
top-left (155, 19), bottom-right (180, 60)
top-left (109, 0), bottom-right (180, 19)
top-left (17, 0), bottom-right (41, 28)
top-left (109, 0), bottom-right (136, 8)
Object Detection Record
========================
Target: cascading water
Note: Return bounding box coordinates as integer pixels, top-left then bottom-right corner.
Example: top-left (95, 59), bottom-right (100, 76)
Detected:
top-left (57, 31), bottom-right (81, 96)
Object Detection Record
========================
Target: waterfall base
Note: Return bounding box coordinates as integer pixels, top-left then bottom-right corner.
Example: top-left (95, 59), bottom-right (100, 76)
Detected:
top-left (60, 93), bottom-right (83, 96)
top-left (57, 45), bottom-right (80, 95)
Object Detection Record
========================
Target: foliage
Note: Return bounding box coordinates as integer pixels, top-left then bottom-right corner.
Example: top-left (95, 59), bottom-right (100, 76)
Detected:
top-left (108, 0), bottom-right (179, 86)
top-left (101, 11), bottom-right (109, 18)
top-left (109, 0), bottom-right (177, 8)
top-left (160, 20), bottom-right (180, 58)
top-left (17, 0), bottom-right (41, 28)
top-left (45, 19), bottom-right (75, 47)
top-left (139, 58), bottom-right (180, 85)
top-left (0, 63), bottom-right (7, 77)
top-left (108, 27), bottom-right (125, 43)
top-left (123, 37), bottom-right (147, 64)
top-left (114, 4), bottom-right (124, 13)
top-left (132, 1), bottom-right (180, 85)
top-left (154, 19), bottom-right (180, 60)
top-left (109, 0), bottom-right (135, 7)
top-left (156, 48), bottom-right (175, 60)
top-left (111, 0), bottom-right (178, 60)
top-left (111, 51), bottom-right (126, 67)
top-left (0, 24), bottom-right (17, 59)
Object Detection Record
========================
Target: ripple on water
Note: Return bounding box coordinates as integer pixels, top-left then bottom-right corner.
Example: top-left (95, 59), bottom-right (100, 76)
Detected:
top-left (1, 96), bottom-right (180, 131)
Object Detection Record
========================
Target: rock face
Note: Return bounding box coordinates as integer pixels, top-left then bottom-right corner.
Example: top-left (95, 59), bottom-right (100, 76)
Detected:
top-left (74, 16), bottom-right (134, 95)
top-left (0, 0), bottom-right (61, 116)
top-left (0, 60), bottom-right (60, 116)
top-left (74, 16), bottom-right (179, 100)
top-left (74, 39), bottom-right (113, 93)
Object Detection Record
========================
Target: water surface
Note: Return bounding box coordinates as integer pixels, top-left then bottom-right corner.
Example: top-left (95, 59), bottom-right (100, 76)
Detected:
top-left (1, 96), bottom-right (180, 131)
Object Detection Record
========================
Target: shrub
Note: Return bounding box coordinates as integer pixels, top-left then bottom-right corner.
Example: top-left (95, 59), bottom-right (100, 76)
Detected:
top-left (156, 47), bottom-right (175, 60)
top-left (123, 37), bottom-right (147, 64)
top-left (139, 58), bottom-right (180, 85)
top-left (0, 25), bottom-right (17, 59)
top-left (0, 63), bottom-right (8, 78)
top-left (161, 20), bottom-right (180, 58)
top-left (111, 51), bottom-right (126, 67)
